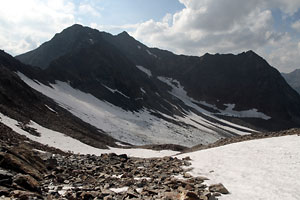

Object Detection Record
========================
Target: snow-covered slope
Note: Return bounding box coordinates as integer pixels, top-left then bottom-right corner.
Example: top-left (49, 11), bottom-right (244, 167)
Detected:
top-left (177, 135), bottom-right (300, 200)
top-left (17, 72), bottom-right (258, 147)
top-left (157, 76), bottom-right (271, 120)
top-left (0, 112), bottom-right (178, 158)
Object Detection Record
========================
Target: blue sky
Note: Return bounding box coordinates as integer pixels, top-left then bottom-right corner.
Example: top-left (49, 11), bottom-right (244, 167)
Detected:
top-left (0, 0), bottom-right (299, 72)
top-left (76, 0), bottom-right (184, 27)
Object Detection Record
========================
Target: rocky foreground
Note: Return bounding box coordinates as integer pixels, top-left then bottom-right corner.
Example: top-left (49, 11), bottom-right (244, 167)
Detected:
top-left (0, 123), bottom-right (228, 200)
top-left (0, 145), bottom-right (228, 200)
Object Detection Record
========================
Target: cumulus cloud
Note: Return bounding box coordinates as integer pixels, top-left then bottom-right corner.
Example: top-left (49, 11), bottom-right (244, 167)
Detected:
top-left (131, 0), bottom-right (274, 55)
top-left (263, 34), bottom-right (300, 72)
top-left (292, 20), bottom-right (300, 32)
top-left (129, 0), bottom-right (300, 72)
top-left (78, 3), bottom-right (100, 17)
top-left (0, 0), bottom-right (76, 55)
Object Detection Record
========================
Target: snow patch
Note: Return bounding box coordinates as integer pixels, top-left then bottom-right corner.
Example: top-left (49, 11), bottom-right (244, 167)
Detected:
top-left (146, 49), bottom-right (157, 58)
top-left (222, 104), bottom-right (271, 120)
top-left (89, 38), bottom-right (94, 44)
top-left (115, 142), bottom-right (130, 147)
top-left (45, 105), bottom-right (57, 114)
top-left (136, 65), bottom-right (152, 77)
top-left (102, 84), bottom-right (130, 99)
top-left (137, 45), bottom-right (141, 49)
top-left (33, 149), bottom-right (47, 154)
top-left (112, 174), bottom-right (123, 178)
top-left (134, 177), bottom-right (151, 181)
top-left (110, 187), bottom-right (128, 193)
top-left (140, 88), bottom-right (146, 94)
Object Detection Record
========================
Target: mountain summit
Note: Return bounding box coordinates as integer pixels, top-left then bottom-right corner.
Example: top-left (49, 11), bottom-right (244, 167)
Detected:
top-left (16, 24), bottom-right (104, 69)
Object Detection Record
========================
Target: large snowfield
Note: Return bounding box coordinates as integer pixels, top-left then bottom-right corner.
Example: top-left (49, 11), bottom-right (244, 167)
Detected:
top-left (177, 135), bottom-right (300, 200)
top-left (0, 112), bottom-right (178, 158)
top-left (17, 72), bottom-right (256, 147)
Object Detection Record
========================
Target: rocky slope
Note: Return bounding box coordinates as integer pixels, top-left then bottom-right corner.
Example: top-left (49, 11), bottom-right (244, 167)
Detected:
top-left (0, 123), bottom-right (227, 200)
top-left (282, 69), bottom-right (300, 94)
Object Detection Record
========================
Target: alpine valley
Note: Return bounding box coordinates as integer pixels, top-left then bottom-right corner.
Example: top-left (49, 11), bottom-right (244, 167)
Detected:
top-left (1, 24), bottom-right (300, 199)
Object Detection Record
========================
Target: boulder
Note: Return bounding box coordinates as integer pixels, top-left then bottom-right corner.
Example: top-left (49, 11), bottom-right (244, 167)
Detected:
top-left (209, 183), bottom-right (229, 194)
top-left (182, 191), bottom-right (201, 200)
top-left (13, 174), bottom-right (40, 192)
top-left (0, 186), bottom-right (10, 196)
top-left (0, 169), bottom-right (13, 186)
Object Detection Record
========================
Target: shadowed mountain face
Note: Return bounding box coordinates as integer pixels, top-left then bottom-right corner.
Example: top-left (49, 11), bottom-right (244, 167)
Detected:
top-left (14, 24), bottom-right (300, 133)
top-left (0, 50), bottom-right (118, 149)
top-left (16, 24), bottom-right (104, 69)
top-left (282, 69), bottom-right (300, 95)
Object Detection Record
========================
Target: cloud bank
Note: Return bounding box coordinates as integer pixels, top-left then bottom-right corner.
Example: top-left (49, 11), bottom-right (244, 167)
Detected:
top-left (129, 0), bottom-right (300, 72)
top-left (0, 0), bottom-right (76, 55)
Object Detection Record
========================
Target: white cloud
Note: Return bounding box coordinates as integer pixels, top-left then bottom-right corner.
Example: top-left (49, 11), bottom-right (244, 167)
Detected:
top-left (263, 34), bottom-right (300, 72)
top-left (292, 20), bottom-right (300, 32)
top-left (78, 3), bottom-right (100, 17)
top-left (128, 0), bottom-right (300, 72)
top-left (0, 0), bottom-right (76, 55)
top-left (270, 0), bottom-right (300, 15)
top-left (131, 1), bottom-right (275, 55)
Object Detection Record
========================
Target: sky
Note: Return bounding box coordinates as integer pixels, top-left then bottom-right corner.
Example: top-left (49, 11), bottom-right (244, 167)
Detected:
top-left (0, 0), bottom-right (300, 73)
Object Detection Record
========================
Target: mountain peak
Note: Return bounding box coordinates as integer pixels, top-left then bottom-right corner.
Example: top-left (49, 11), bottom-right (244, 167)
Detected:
top-left (118, 31), bottom-right (130, 37)
top-left (246, 50), bottom-right (255, 54)
top-left (244, 50), bottom-right (259, 57)
top-left (69, 23), bottom-right (84, 29)
top-left (61, 24), bottom-right (93, 34)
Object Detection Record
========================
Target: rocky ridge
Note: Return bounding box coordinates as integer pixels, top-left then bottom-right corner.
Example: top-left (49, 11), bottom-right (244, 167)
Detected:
top-left (185, 128), bottom-right (300, 153)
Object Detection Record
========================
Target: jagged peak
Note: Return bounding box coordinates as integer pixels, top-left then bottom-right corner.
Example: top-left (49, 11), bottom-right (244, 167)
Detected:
top-left (118, 31), bottom-right (130, 37)
top-left (61, 24), bottom-right (85, 33)
top-left (245, 50), bottom-right (259, 56)
top-left (69, 23), bottom-right (84, 29)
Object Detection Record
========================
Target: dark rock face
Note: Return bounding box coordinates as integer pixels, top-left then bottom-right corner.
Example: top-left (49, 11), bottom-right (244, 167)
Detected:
top-left (44, 37), bottom-right (160, 111)
top-left (15, 26), bottom-right (175, 112)
top-left (16, 24), bottom-right (104, 69)
top-left (282, 69), bottom-right (300, 95)
top-left (105, 34), bottom-right (300, 130)
top-left (180, 52), bottom-right (300, 128)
